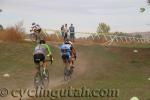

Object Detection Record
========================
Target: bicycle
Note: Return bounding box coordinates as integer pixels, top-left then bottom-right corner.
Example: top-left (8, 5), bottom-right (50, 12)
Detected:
top-left (29, 30), bottom-right (46, 44)
top-left (29, 32), bottom-right (37, 42)
top-left (34, 58), bottom-right (53, 89)
top-left (63, 58), bottom-right (74, 81)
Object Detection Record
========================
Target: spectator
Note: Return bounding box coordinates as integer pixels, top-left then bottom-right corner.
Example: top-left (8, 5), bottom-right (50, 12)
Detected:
top-left (69, 24), bottom-right (75, 42)
top-left (64, 24), bottom-right (69, 41)
top-left (61, 25), bottom-right (64, 37)
top-left (0, 24), bottom-right (3, 30)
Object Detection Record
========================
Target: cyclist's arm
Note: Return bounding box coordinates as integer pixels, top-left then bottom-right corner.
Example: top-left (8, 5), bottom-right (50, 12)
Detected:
top-left (44, 44), bottom-right (54, 63)
top-left (30, 27), bottom-right (34, 32)
top-left (43, 44), bottom-right (51, 56)
top-left (32, 47), bottom-right (35, 56)
top-left (70, 46), bottom-right (77, 59)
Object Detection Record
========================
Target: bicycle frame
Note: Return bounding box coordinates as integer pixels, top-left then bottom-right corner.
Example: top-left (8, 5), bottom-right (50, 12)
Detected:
top-left (34, 59), bottom-right (52, 89)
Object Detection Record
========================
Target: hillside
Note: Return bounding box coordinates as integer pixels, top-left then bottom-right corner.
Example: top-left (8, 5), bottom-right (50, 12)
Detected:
top-left (0, 42), bottom-right (150, 100)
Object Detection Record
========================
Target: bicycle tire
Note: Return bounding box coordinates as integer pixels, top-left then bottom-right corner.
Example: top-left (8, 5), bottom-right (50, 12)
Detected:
top-left (64, 65), bottom-right (71, 81)
top-left (34, 63), bottom-right (43, 89)
top-left (34, 71), bottom-right (41, 89)
top-left (41, 69), bottom-right (49, 88)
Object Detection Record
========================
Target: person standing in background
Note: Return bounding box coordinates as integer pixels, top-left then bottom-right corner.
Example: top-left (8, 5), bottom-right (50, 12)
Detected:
top-left (64, 24), bottom-right (69, 41)
top-left (61, 25), bottom-right (64, 37)
top-left (0, 24), bottom-right (3, 30)
top-left (69, 24), bottom-right (75, 42)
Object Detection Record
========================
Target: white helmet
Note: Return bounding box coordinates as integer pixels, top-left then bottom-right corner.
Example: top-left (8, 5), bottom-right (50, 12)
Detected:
top-left (68, 41), bottom-right (73, 45)
top-left (32, 22), bottom-right (36, 25)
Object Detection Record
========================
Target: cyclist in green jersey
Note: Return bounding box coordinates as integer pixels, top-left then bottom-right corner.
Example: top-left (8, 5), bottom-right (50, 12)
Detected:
top-left (33, 40), bottom-right (53, 74)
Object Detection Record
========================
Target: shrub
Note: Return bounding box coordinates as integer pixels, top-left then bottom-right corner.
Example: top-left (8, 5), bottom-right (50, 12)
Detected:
top-left (0, 22), bottom-right (25, 42)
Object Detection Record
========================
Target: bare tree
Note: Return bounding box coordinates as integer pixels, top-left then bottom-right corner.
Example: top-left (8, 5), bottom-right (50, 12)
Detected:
top-left (148, 0), bottom-right (150, 5)
top-left (97, 23), bottom-right (110, 34)
top-left (140, 8), bottom-right (145, 13)
top-left (140, 0), bottom-right (150, 12)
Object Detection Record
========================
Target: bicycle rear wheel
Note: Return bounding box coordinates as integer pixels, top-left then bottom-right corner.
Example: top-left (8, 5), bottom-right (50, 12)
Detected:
top-left (34, 72), bottom-right (42, 89)
top-left (41, 69), bottom-right (49, 88)
top-left (69, 66), bottom-right (74, 76)
top-left (64, 65), bottom-right (71, 81)
top-left (34, 63), bottom-right (43, 89)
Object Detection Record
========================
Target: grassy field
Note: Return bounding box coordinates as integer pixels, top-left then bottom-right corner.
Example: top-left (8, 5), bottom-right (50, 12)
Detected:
top-left (0, 42), bottom-right (150, 100)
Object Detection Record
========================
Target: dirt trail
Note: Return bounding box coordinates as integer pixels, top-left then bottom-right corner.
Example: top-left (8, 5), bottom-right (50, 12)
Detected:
top-left (3, 43), bottom-right (88, 100)
top-left (52, 42), bottom-right (88, 76)
top-left (49, 42), bottom-right (88, 77)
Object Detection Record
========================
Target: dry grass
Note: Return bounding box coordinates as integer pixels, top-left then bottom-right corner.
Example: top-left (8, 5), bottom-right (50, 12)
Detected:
top-left (45, 33), bottom-right (63, 42)
top-left (0, 22), bottom-right (25, 42)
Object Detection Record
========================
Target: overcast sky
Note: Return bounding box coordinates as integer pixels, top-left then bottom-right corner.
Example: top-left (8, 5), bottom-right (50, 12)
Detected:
top-left (0, 0), bottom-right (150, 33)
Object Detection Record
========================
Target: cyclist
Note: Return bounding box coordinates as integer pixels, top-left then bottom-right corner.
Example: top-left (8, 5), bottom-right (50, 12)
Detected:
top-left (33, 40), bottom-right (53, 75)
top-left (30, 23), bottom-right (44, 43)
top-left (60, 39), bottom-right (71, 70)
top-left (60, 39), bottom-right (77, 69)
top-left (30, 23), bottom-right (41, 33)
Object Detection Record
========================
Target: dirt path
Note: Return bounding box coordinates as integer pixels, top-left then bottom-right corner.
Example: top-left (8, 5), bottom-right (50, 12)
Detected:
top-left (3, 43), bottom-right (88, 100)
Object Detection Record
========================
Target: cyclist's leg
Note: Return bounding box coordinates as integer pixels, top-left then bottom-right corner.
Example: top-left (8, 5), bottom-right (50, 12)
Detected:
top-left (70, 51), bottom-right (75, 67)
top-left (62, 55), bottom-right (68, 78)
top-left (70, 57), bottom-right (75, 67)
top-left (39, 54), bottom-right (46, 73)
top-left (34, 54), bottom-right (45, 70)
top-left (62, 54), bottom-right (67, 67)
top-left (62, 54), bottom-right (71, 71)
top-left (33, 32), bottom-right (37, 42)
top-left (33, 54), bottom-right (41, 74)
top-left (35, 63), bottom-right (40, 75)
top-left (66, 54), bottom-right (71, 70)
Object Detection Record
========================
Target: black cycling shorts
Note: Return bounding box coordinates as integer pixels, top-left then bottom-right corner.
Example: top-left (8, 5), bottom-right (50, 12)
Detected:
top-left (62, 54), bottom-right (70, 63)
top-left (33, 54), bottom-right (45, 64)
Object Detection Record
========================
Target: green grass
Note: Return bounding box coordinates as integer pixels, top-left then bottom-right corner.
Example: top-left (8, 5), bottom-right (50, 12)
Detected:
top-left (0, 42), bottom-right (64, 89)
top-left (55, 45), bottom-right (150, 100)
top-left (0, 42), bottom-right (150, 100)
top-left (119, 44), bottom-right (150, 48)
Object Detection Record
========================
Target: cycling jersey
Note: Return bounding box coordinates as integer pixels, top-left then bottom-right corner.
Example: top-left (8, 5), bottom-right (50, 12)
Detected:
top-left (60, 44), bottom-right (71, 57)
top-left (31, 24), bottom-right (41, 32)
top-left (34, 44), bottom-right (51, 56)
top-left (69, 26), bottom-right (75, 33)
top-left (64, 26), bottom-right (69, 34)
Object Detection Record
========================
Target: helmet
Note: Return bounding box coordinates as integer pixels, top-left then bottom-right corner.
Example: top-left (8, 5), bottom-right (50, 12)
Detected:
top-left (64, 38), bottom-right (69, 44)
top-left (32, 22), bottom-right (36, 25)
top-left (64, 40), bottom-right (69, 44)
top-left (40, 40), bottom-right (46, 44)
top-left (64, 39), bottom-right (73, 46)
top-left (68, 41), bottom-right (73, 45)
